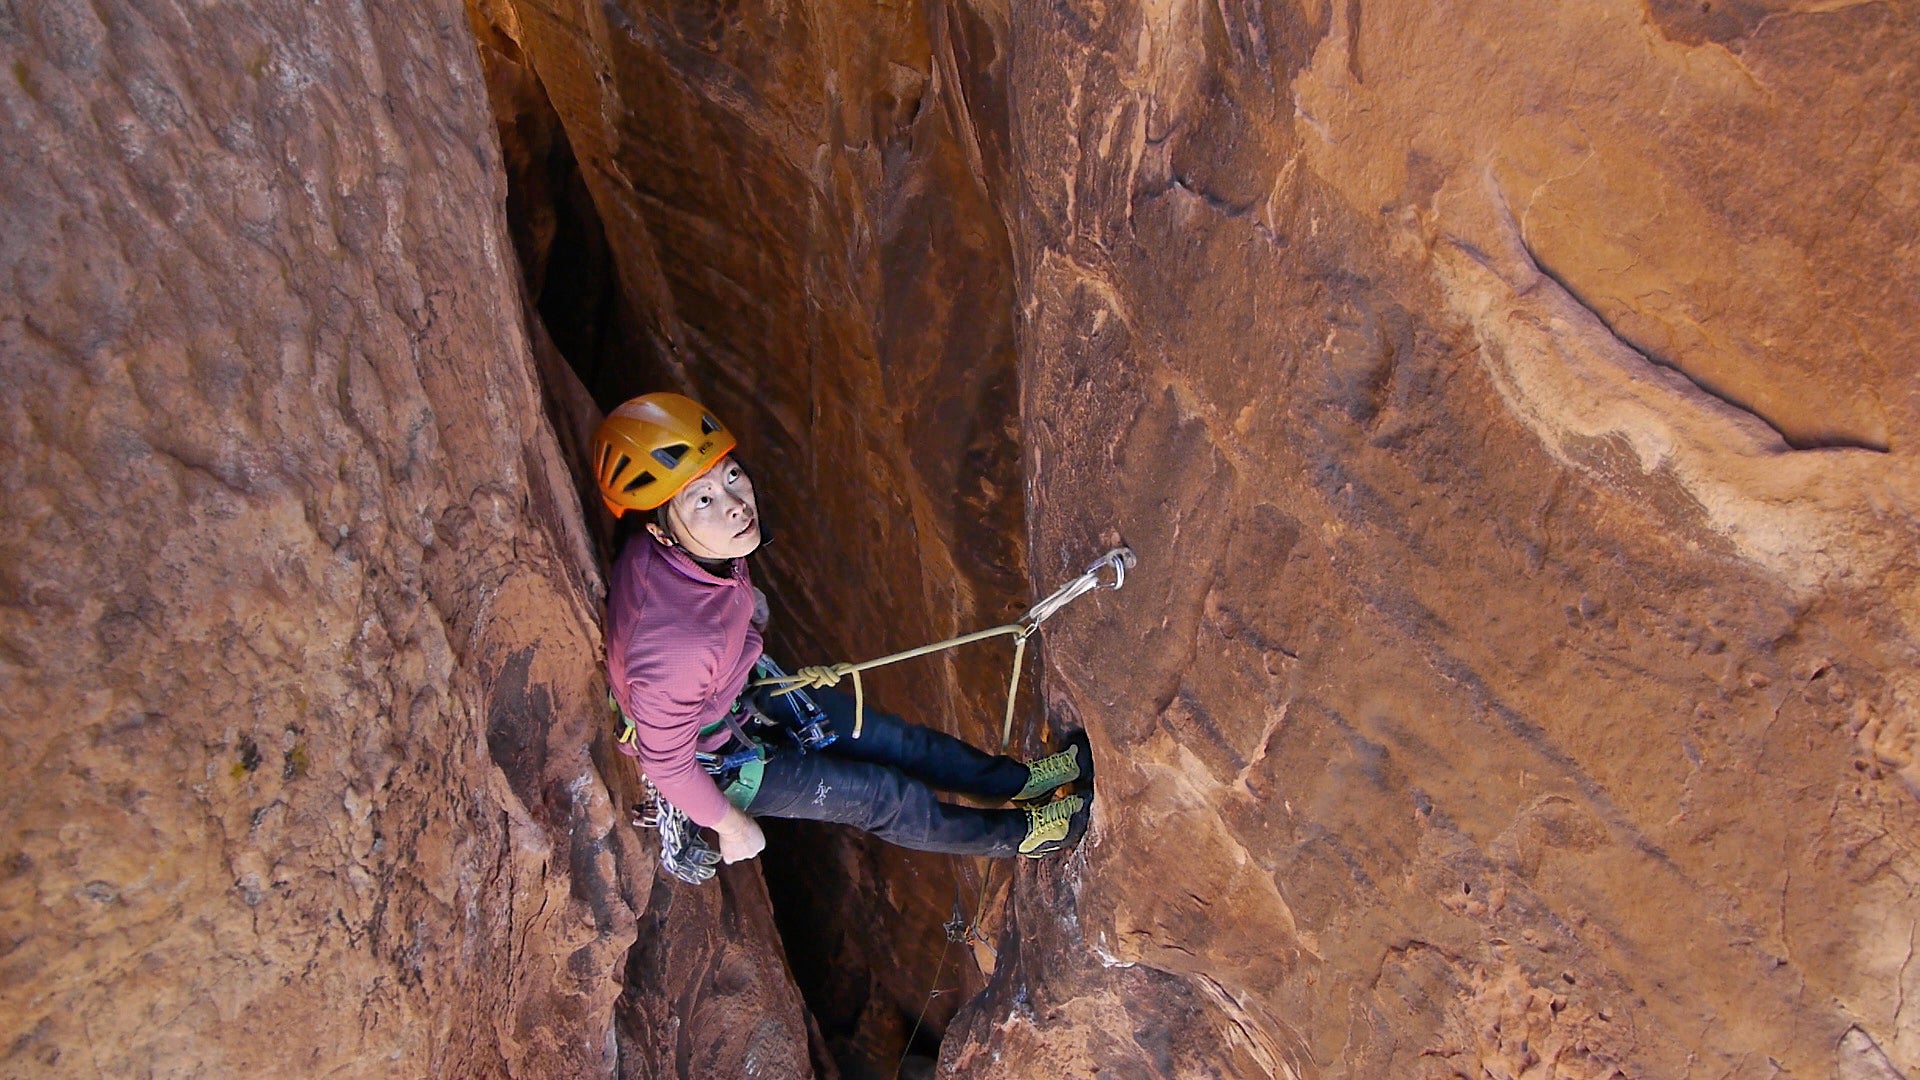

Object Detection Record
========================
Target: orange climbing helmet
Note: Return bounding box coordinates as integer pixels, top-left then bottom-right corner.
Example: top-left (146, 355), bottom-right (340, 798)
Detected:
top-left (591, 392), bottom-right (738, 517)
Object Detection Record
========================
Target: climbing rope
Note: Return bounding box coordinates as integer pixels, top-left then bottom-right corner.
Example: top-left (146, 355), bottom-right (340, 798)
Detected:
top-left (754, 547), bottom-right (1135, 748)
top-left (899, 865), bottom-right (996, 1078)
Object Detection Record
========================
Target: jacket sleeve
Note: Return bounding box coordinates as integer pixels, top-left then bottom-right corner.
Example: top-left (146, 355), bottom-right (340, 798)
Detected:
top-left (618, 602), bottom-right (734, 828)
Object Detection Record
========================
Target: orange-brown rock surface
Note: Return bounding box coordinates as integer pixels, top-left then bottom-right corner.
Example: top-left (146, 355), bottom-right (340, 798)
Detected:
top-left (0, 1), bottom-right (814, 1075)
top-left (952, 1), bottom-right (1920, 1076)
top-left (9, 0), bottom-right (1918, 1075)
top-left (472, 0), bottom-right (1920, 1075)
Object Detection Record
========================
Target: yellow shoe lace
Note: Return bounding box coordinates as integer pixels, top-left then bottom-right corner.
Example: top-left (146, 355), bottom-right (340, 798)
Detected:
top-left (1021, 794), bottom-right (1086, 853)
top-left (1016, 745), bottom-right (1080, 801)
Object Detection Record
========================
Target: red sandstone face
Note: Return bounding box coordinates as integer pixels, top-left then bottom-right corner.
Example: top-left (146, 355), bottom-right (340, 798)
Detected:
top-left (0, 1), bottom-right (661, 1075)
top-left (10, 0), bottom-right (1917, 1077)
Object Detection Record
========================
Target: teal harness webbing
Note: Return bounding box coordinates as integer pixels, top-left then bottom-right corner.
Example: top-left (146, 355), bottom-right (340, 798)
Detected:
top-left (614, 699), bottom-right (766, 808)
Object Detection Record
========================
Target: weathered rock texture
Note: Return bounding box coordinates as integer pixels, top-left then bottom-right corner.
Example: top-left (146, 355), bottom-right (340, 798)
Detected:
top-left (470, 0), bottom-right (1033, 1069)
top-left (10, 0), bottom-right (1918, 1074)
top-left (952, 0), bottom-right (1920, 1077)
top-left (465, 0), bottom-right (1920, 1075)
top-left (0, 1), bottom-right (679, 1074)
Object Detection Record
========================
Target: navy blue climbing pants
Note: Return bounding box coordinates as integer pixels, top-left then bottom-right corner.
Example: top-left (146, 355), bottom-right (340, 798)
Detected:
top-left (744, 688), bottom-right (1031, 857)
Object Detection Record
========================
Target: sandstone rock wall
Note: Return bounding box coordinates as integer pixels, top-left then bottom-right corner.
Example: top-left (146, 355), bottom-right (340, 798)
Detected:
top-left (460, 0), bottom-right (1920, 1074)
top-left (0, 2), bottom-right (647, 1074)
top-left (9, 0), bottom-right (1914, 1074)
top-left (950, 0), bottom-right (1920, 1076)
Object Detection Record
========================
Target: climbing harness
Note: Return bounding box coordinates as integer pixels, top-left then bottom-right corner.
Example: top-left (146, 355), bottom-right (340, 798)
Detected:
top-left (623, 656), bottom-right (839, 884)
top-left (695, 655), bottom-right (839, 771)
top-left (616, 655), bottom-right (835, 755)
top-left (756, 546), bottom-right (1136, 749)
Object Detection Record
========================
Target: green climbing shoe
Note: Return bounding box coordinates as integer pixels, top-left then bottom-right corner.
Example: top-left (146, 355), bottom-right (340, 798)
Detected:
top-left (1019, 794), bottom-right (1090, 857)
top-left (1013, 730), bottom-right (1090, 803)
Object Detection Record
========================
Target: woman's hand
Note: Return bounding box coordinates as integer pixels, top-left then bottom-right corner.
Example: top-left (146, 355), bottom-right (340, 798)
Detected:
top-left (715, 805), bottom-right (767, 863)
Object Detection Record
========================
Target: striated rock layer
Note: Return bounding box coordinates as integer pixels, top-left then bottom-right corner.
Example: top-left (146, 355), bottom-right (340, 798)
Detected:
top-left (0, 1), bottom-right (661, 1075)
top-left (950, 0), bottom-right (1920, 1077)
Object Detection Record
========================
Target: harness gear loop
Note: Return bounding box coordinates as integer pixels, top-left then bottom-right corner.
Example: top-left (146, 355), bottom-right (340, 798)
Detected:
top-left (754, 547), bottom-right (1135, 749)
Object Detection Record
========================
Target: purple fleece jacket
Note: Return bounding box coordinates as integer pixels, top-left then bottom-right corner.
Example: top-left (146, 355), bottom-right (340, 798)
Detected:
top-left (607, 536), bottom-right (762, 827)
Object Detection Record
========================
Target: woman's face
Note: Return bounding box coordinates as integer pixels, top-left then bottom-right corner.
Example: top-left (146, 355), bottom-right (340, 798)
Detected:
top-left (665, 457), bottom-right (760, 559)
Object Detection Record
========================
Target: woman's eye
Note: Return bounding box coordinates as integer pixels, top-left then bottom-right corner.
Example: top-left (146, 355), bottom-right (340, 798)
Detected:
top-left (694, 495), bottom-right (712, 509)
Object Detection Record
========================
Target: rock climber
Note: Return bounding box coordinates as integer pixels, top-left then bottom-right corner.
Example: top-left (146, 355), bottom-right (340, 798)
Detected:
top-left (596, 391), bottom-right (1092, 867)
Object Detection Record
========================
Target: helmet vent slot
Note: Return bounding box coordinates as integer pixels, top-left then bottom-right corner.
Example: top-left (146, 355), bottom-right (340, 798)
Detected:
top-left (621, 469), bottom-right (657, 494)
top-left (652, 443), bottom-right (690, 469)
top-left (597, 443), bottom-right (616, 478)
top-left (699, 414), bottom-right (720, 436)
